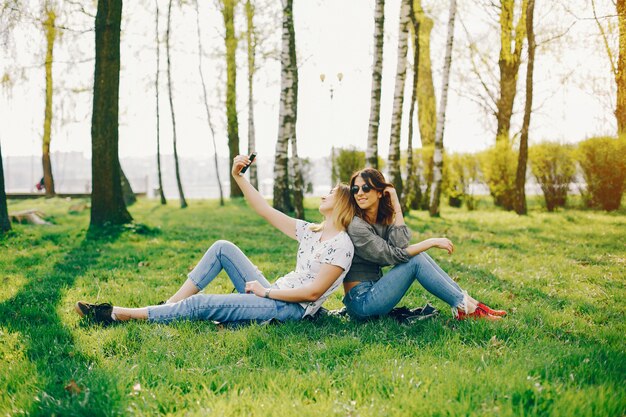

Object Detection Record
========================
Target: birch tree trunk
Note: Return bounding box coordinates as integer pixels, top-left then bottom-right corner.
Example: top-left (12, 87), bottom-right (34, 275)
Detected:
top-left (366, 0), bottom-right (385, 169)
top-left (429, 0), bottom-right (457, 217)
top-left (166, 0), bottom-right (188, 208)
top-left (245, 0), bottom-right (259, 189)
top-left (221, 0), bottom-right (242, 198)
top-left (496, 0), bottom-right (527, 142)
top-left (41, 5), bottom-right (56, 197)
top-left (0, 141), bottom-right (10, 233)
top-left (155, 0), bottom-right (166, 205)
top-left (514, 0), bottom-right (535, 215)
top-left (195, 0), bottom-right (224, 206)
top-left (387, 0), bottom-right (411, 197)
top-left (90, 0), bottom-right (132, 229)
top-left (291, 136), bottom-right (305, 219)
top-left (273, 0), bottom-right (296, 213)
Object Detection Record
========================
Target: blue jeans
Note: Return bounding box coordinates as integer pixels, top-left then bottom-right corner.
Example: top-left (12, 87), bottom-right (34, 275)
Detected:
top-left (148, 240), bottom-right (304, 323)
top-left (343, 252), bottom-right (465, 320)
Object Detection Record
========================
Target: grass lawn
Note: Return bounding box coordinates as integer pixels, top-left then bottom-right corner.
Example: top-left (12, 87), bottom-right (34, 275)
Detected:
top-left (0, 197), bottom-right (624, 416)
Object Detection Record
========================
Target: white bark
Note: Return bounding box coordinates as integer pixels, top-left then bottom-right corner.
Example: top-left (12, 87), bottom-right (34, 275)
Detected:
top-left (429, 0), bottom-right (457, 217)
top-left (387, 0), bottom-right (412, 196)
top-left (366, 0), bottom-right (385, 168)
top-left (273, 0), bottom-right (295, 213)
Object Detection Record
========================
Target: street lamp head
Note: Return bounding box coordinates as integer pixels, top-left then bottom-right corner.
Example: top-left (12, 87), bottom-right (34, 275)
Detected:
top-left (337, 72), bottom-right (343, 82)
top-left (320, 73), bottom-right (326, 82)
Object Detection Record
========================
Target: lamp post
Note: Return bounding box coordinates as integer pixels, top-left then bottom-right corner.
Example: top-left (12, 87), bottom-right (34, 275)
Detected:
top-left (319, 71), bottom-right (343, 144)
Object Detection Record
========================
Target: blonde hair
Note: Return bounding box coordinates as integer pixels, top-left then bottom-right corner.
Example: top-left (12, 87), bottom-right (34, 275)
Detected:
top-left (309, 184), bottom-right (355, 232)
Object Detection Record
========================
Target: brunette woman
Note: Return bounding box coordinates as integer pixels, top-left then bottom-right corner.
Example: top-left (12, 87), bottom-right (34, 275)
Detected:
top-left (342, 168), bottom-right (506, 320)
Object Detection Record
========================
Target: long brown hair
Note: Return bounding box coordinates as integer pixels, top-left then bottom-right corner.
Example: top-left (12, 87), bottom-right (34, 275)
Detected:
top-left (310, 183), bottom-right (356, 232)
top-left (349, 168), bottom-right (395, 225)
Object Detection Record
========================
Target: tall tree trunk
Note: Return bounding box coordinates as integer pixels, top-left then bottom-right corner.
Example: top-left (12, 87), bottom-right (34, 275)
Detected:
top-left (617, 0), bottom-right (626, 134)
top-left (402, 2), bottom-right (420, 214)
top-left (245, 0), bottom-right (259, 189)
top-left (42, 5), bottom-right (56, 197)
top-left (495, 0), bottom-right (527, 142)
top-left (514, 0), bottom-right (535, 215)
top-left (195, 0), bottom-right (224, 206)
top-left (155, 0), bottom-right (166, 205)
top-left (273, 0), bottom-right (296, 213)
top-left (388, 0), bottom-right (411, 197)
top-left (414, 0), bottom-right (436, 209)
top-left (0, 141), bottom-right (10, 234)
top-left (89, 0), bottom-right (132, 229)
top-left (290, 137), bottom-right (304, 219)
top-left (222, 0), bottom-right (242, 198)
top-left (166, 0), bottom-right (188, 208)
top-left (414, 0), bottom-right (435, 148)
top-left (429, 0), bottom-right (457, 217)
top-left (366, 0), bottom-right (385, 169)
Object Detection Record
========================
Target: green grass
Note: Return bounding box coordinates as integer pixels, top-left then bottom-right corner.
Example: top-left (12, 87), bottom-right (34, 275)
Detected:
top-left (1, 197), bottom-right (625, 416)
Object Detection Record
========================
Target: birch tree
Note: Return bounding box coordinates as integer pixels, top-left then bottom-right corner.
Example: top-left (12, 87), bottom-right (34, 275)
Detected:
top-left (429, 0), bottom-right (457, 217)
top-left (245, 0), bottom-right (258, 189)
top-left (366, 0), bottom-right (385, 169)
top-left (514, 0), bottom-right (535, 215)
top-left (154, 0), bottom-right (166, 205)
top-left (166, 0), bottom-right (188, 208)
top-left (90, 0), bottom-right (132, 229)
top-left (195, 0), bottom-right (224, 206)
top-left (273, 0), bottom-right (297, 214)
top-left (387, 0), bottom-right (412, 197)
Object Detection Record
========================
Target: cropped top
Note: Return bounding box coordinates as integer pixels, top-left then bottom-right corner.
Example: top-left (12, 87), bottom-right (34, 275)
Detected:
top-left (343, 216), bottom-right (412, 282)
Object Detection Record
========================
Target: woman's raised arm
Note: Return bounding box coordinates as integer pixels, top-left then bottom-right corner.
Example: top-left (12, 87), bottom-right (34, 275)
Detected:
top-left (232, 154), bottom-right (297, 240)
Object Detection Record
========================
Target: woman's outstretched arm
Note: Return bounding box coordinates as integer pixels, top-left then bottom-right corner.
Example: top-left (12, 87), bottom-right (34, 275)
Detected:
top-left (232, 154), bottom-right (297, 240)
top-left (244, 264), bottom-right (344, 303)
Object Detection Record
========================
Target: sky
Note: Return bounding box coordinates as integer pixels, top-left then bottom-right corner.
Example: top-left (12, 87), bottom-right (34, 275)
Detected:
top-left (0, 0), bottom-right (618, 163)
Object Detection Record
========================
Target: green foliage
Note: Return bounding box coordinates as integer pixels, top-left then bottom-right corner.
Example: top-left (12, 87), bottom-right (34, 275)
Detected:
top-left (576, 136), bottom-right (626, 211)
top-left (331, 147), bottom-right (365, 184)
top-left (529, 142), bottom-right (576, 211)
top-left (445, 152), bottom-right (481, 210)
top-left (1, 197), bottom-right (625, 416)
top-left (479, 138), bottom-right (518, 210)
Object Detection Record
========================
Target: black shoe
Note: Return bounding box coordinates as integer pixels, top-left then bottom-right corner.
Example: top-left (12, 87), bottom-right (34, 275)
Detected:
top-left (387, 303), bottom-right (439, 324)
top-left (75, 301), bottom-right (115, 325)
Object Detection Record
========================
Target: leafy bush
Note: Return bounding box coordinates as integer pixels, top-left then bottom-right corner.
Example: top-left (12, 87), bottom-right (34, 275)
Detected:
top-left (479, 139), bottom-right (517, 210)
top-left (446, 152), bottom-right (481, 210)
top-left (576, 136), bottom-right (626, 211)
top-left (528, 142), bottom-right (576, 211)
top-left (331, 147), bottom-right (365, 184)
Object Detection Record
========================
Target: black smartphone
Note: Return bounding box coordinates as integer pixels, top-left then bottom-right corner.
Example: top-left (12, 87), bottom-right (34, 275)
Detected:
top-left (240, 152), bottom-right (257, 174)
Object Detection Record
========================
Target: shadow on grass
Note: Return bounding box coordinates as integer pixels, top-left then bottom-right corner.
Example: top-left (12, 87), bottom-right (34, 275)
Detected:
top-left (0, 230), bottom-right (126, 416)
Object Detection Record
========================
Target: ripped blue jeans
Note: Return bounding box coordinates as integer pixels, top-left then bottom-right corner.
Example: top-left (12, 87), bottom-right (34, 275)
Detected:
top-left (147, 240), bottom-right (304, 324)
top-left (343, 252), bottom-right (465, 320)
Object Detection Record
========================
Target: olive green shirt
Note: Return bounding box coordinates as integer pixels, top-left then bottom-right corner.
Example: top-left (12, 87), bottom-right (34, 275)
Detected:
top-left (344, 216), bottom-right (412, 282)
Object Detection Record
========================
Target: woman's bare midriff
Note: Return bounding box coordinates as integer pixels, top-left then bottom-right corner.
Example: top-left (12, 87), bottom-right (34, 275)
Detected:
top-left (343, 281), bottom-right (361, 293)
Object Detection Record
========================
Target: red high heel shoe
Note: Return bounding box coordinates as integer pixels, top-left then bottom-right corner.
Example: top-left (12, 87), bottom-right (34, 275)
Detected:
top-left (477, 302), bottom-right (507, 317)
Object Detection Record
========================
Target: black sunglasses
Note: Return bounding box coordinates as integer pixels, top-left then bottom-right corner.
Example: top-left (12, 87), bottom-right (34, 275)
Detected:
top-left (351, 184), bottom-right (373, 194)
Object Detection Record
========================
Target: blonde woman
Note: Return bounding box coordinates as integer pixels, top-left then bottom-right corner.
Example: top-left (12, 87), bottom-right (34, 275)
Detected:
top-left (76, 155), bottom-right (355, 325)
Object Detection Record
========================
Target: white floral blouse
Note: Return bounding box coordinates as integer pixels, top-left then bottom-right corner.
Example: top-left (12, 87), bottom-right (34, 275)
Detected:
top-left (274, 220), bottom-right (354, 316)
